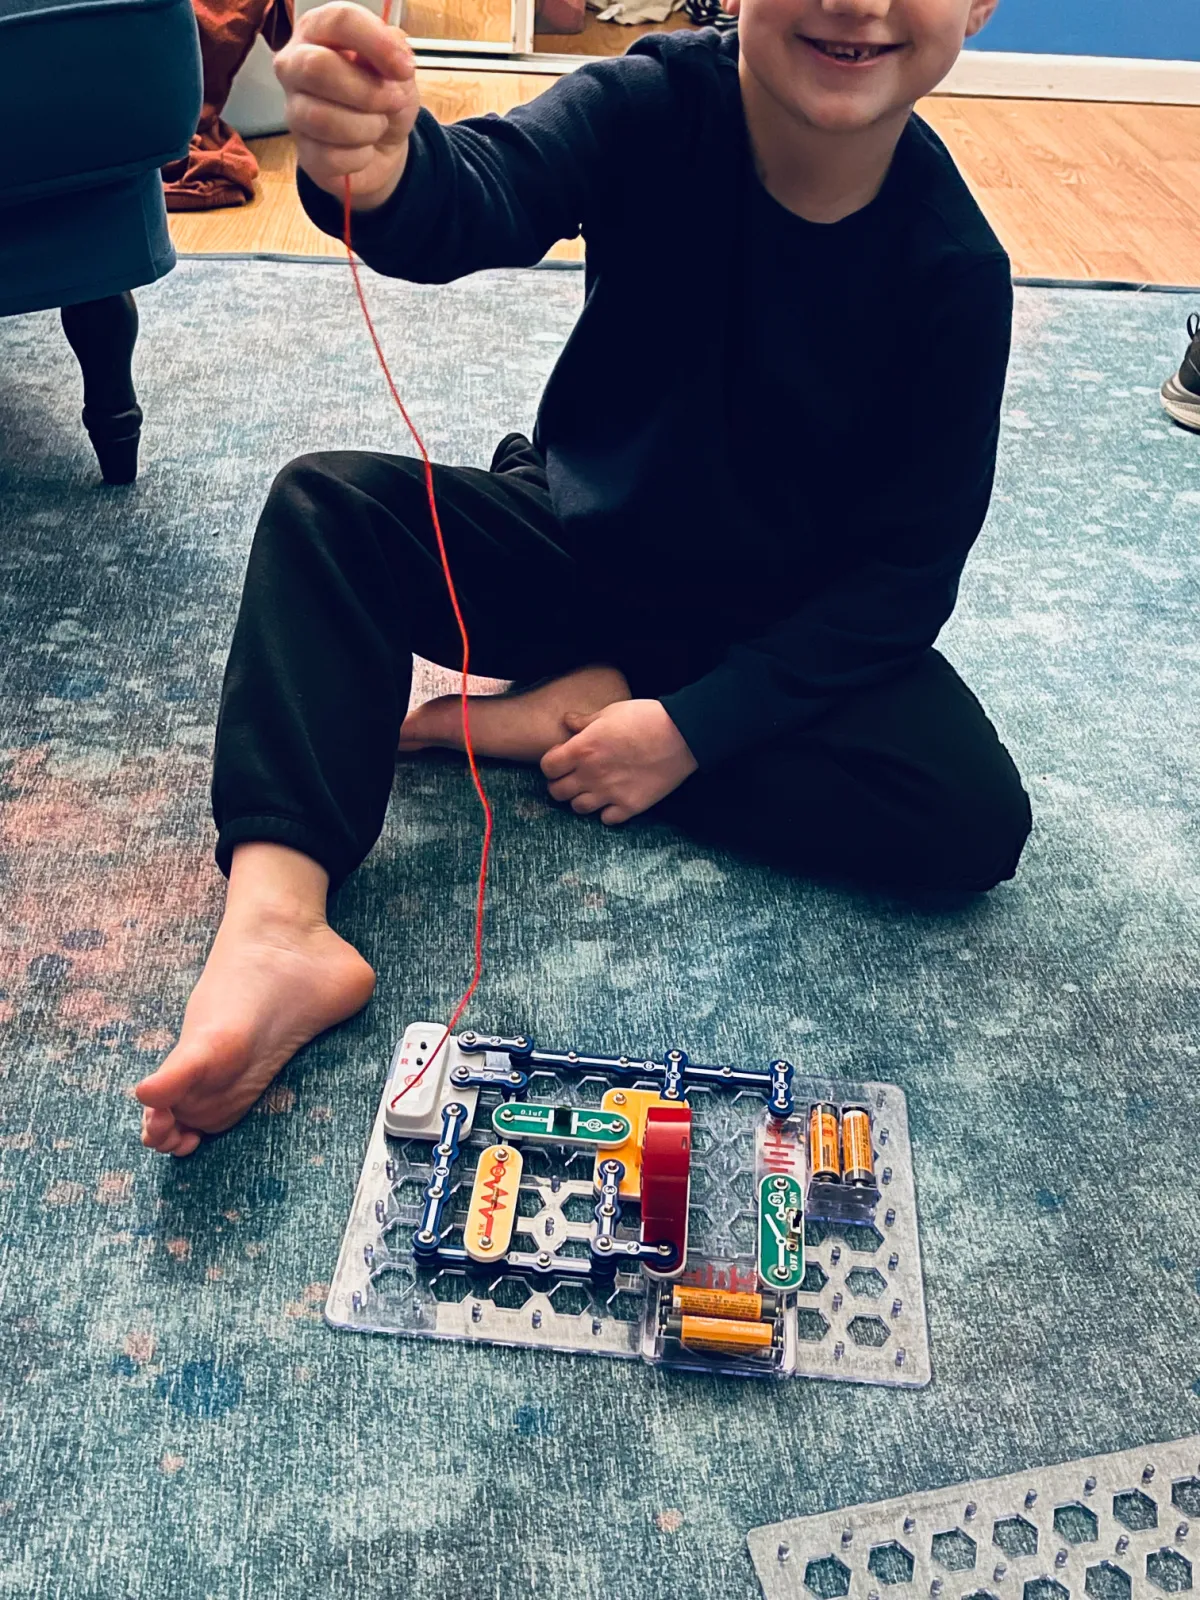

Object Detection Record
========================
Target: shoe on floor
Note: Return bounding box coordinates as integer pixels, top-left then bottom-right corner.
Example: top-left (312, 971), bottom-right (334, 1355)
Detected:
top-left (1161, 312), bottom-right (1200, 431)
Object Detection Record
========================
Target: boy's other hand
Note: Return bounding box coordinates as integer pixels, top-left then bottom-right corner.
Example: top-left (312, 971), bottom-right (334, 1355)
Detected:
top-left (276, 3), bottom-right (419, 210)
top-left (541, 700), bottom-right (698, 825)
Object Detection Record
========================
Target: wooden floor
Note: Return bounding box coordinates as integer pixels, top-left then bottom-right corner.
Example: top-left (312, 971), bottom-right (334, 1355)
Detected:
top-left (168, 67), bottom-right (1200, 284)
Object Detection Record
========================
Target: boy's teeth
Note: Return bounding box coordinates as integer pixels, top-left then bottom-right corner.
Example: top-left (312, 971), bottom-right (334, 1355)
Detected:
top-left (814, 40), bottom-right (887, 60)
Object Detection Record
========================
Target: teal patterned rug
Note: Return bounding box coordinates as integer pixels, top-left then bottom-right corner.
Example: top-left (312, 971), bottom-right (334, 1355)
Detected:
top-left (0, 262), bottom-right (1197, 1600)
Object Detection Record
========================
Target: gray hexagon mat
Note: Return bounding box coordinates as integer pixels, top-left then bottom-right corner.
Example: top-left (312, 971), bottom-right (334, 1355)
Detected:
top-left (748, 1436), bottom-right (1200, 1599)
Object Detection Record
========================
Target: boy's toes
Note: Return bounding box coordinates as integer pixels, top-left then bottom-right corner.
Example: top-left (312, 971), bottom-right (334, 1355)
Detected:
top-left (134, 1034), bottom-right (227, 1111)
top-left (141, 1105), bottom-right (177, 1147)
top-left (141, 1105), bottom-right (203, 1158)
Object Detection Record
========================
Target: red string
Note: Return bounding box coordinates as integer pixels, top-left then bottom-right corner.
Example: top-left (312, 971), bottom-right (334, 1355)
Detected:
top-left (342, 140), bottom-right (492, 1103)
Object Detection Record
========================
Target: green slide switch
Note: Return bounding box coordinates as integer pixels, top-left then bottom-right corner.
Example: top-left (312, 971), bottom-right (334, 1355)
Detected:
top-left (758, 1173), bottom-right (805, 1291)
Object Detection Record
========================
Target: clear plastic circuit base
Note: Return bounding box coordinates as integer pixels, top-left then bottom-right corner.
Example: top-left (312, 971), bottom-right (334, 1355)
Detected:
top-left (326, 1026), bottom-right (931, 1386)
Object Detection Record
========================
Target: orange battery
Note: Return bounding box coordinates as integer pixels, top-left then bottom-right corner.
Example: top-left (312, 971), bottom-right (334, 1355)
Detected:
top-left (671, 1286), bottom-right (778, 1322)
top-left (841, 1105), bottom-right (875, 1187)
top-left (808, 1102), bottom-right (841, 1183)
top-left (666, 1313), bottom-right (775, 1355)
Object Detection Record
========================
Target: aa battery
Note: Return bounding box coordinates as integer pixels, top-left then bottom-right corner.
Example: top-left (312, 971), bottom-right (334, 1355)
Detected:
top-left (840, 1104), bottom-right (875, 1187)
top-left (808, 1102), bottom-right (841, 1183)
top-left (666, 1313), bottom-right (775, 1356)
top-left (670, 1286), bottom-right (780, 1323)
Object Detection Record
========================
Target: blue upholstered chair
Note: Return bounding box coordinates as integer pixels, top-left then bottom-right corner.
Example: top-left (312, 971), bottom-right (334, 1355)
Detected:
top-left (0, 0), bottom-right (201, 483)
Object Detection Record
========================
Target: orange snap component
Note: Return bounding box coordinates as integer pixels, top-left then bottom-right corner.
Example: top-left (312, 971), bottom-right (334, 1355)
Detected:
top-left (593, 1087), bottom-right (659, 1199)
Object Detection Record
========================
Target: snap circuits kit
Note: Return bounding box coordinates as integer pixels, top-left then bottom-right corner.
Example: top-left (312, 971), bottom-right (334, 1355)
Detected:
top-left (327, 1023), bottom-right (931, 1386)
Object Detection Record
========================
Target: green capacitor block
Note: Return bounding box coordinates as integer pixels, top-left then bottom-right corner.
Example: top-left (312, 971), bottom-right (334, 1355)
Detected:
top-left (758, 1173), bottom-right (805, 1291)
top-left (491, 1103), bottom-right (632, 1147)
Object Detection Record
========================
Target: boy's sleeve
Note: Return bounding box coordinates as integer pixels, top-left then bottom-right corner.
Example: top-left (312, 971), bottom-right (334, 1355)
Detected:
top-left (297, 54), bottom-right (670, 281)
top-left (659, 258), bottom-right (1014, 770)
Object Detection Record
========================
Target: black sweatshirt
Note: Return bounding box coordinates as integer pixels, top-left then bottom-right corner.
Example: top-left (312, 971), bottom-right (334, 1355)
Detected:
top-left (299, 28), bottom-right (1013, 770)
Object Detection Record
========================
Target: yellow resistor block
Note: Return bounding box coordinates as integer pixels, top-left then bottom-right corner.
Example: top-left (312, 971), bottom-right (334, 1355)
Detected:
top-left (592, 1087), bottom-right (660, 1199)
top-left (464, 1144), bottom-right (523, 1262)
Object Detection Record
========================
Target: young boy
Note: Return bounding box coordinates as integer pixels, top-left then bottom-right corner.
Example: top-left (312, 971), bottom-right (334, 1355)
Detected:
top-left (137, 0), bottom-right (1031, 1157)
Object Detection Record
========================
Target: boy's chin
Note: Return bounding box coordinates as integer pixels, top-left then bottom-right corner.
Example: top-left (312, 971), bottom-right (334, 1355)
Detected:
top-left (785, 86), bottom-right (907, 134)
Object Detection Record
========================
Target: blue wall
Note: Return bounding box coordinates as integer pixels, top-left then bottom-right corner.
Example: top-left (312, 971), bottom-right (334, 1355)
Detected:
top-left (965, 0), bottom-right (1200, 61)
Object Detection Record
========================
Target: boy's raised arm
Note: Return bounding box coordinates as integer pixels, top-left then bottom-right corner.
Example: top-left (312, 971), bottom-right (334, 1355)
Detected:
top-left (278, 3), bottom-right (667, 282)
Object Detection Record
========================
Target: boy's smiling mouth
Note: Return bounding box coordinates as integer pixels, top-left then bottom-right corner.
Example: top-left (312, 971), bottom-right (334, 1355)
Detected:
top-left (800, 36), bottom-right (905, 65)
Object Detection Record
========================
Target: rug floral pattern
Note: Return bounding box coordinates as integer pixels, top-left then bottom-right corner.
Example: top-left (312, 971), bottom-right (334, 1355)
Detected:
top-left (0, 264), bottom-right (1197, 1598)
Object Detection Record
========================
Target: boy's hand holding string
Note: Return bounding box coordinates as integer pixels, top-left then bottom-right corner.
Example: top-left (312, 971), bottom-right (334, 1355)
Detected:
top-left (276, 4), bottom-right (418, 213)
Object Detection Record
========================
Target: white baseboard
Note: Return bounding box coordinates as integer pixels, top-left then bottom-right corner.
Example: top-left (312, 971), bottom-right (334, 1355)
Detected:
top-left (939, 49), bottom-right (1200, 105)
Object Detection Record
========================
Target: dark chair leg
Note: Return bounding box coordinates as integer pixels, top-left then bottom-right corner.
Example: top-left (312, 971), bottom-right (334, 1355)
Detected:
top-left (60, 291), bottom-right (143, 485)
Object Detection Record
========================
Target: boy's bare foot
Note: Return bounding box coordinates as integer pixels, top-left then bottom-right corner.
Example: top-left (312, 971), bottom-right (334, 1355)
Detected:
top-left (134, 844), bottom-right (375, 1158)
top-left (399, 663), bottom-right (631, 764)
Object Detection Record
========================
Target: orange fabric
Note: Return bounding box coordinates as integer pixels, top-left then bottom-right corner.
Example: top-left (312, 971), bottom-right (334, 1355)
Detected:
top-left (163, 0), bottom-right (294, 211)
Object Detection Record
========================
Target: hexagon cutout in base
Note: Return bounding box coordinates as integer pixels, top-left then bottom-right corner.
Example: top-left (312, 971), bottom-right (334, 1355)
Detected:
top-left (1053, 1503), bottom-right (1099, 1545)
top-left (795, 1308), bottom-right (831, 1343)
top-left (867, 1542), bottom-right (915, 1586)
top-left (1024, 1581), bottom-right (1069, 1600)
top-left (845, 1267), bottom-right (887, 1300)
top-left (1146, 1548), bottom-right (1193, 1593)
top-left (804, 1556), bottom-right (851, 1598)
top-left (1113, 1489), bottom-right (1158, 1532)
top-left (1086, 1561), bottom-right (1133, 1600)
top-left (993, 1516), bottom-right (1039, 1559)
top-left (847, 1315), bottom-right (891, 1348)
top-left (931, 1529), bottom-right (977, 1572)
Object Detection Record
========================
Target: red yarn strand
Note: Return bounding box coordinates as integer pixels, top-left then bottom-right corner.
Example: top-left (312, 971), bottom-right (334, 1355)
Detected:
top-left (342, 171), bottom-right (493, 1100)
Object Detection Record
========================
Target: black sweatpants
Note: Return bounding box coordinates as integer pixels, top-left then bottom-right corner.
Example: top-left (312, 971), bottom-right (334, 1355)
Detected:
top-left (212, 436), bottom-right (1032, 894)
